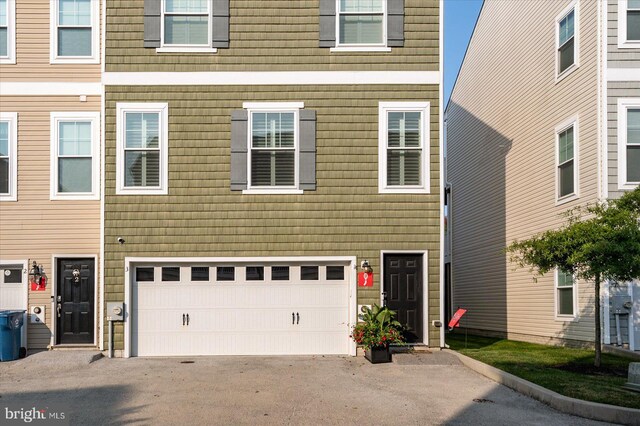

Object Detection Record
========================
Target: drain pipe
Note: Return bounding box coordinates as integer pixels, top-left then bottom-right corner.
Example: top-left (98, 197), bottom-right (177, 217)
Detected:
top-left (108, 318), bottom-right (114, 358)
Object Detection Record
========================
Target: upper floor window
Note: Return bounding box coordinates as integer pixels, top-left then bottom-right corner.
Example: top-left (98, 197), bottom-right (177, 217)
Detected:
top-left (556, 1), bottom-right (579, 79)
top-left (556, 269), bottom-right (577, 319)
top-left (378, 102), bottom-right (430, 194)
top-left (338, 0), bottom-right (385, 46)
top-left (116, 103), bottom-right (169, 195)
top-left (619, 0), bottom-right (640, 48)
top-left (556, 117), bottom-right (579, 203)
top-left (0, 112), bottom-right (17, 201)
top-left (143, 0), bottom-right (229, 51)
top-left (162, 0), bottom-right (210, 47)
top-left (319, 0), bottom-right (403, 51)
top-left (0, 0), bottom-right (15, 64)
top-left (618, 98), bottom-right (640, 189)
top-left (50, 0), bottom-right (99, 63)
top-left (231, 103), bottom-right (317, 194)
top-left (50, 112), bottom-right (100, 200)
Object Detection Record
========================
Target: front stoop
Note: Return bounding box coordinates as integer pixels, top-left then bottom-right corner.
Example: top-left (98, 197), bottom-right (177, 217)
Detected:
top-left (447, 349), bottom-right (640, 426)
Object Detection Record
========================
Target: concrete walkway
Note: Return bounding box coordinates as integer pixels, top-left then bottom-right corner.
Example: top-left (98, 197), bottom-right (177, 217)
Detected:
top-left (0, 350), bottom-right (612, 425)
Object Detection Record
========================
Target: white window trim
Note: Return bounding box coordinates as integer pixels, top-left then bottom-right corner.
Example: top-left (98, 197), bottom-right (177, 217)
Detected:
top-left (242, 102), bottom-right (303, 194)
top-left (0, 112), bottom-right (18, 202)
top-left (333, 0), bottom-right (388, 51)
top-left (0, 0), bottom-right (16, 64)
top-left (49, 0), bottom-right (100, 64)
top-left (555, 116), bottom-right (580, 205)
top-left (116, 103), bottom-right (169, 195)
top-left (555, 0), bottom-right (580, 82)
top-left (618, 98), bottom-right (640, 190)
top-left (50, 112), bottom-right (100, 200)
top-left (378, 101), bottom-right (430, 194)
top-left (158, 0), bottom-right (215, 53)
top-left (554, 268), bottom-right (579, 321)
top-left (618, 0), bottom-right (640, 48)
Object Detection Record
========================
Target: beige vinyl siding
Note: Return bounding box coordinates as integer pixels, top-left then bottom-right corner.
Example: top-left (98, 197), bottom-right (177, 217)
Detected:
top-left (104, 84), bottom-right (441, 349)
top-left (447, 0), bottom-right (600, 344)
top-left (0, 96), bottom-right (101, 349)
top-left (0, 0), bottom-right (101, 81)
top-left (607, 83), bottom-right (640, 198)
top-left (608, 0), bottom-right (640, 66)
top-left (105, 0), bottom-right (438, 72)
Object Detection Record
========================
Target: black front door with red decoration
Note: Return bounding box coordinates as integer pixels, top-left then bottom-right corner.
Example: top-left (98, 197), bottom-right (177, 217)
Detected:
top-left (383, 254), bottom-right (423, 343)
top-left (56, 259), bottom-right (94, 344)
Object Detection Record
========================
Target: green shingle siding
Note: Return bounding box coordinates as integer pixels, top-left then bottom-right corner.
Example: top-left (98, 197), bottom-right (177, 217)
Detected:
top-left (104, 84), bottom-right (441, 348)
top-left (106, 0), bottom-right (439, 72)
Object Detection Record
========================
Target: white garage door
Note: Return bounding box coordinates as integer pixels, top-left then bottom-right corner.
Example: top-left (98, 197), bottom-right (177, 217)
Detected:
top-left (131, 262), bottom-right (351, 356)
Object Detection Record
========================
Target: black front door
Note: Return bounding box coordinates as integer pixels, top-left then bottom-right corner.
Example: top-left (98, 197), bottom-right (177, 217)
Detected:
top-left (56, 259), bottom-right (95, 344)
top-left (383, 254), bottom-right (423, 343)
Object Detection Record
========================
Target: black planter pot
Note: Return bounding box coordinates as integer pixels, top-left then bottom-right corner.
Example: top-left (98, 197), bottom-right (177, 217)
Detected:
top-left (364, 346), bottom-right (391, 364)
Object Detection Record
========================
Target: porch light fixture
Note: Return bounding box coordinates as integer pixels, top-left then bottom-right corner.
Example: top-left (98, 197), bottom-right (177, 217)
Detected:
top-left (28, 261), bottom-right (42, 286)
top-left (361, 260), bottom-right (373, 273)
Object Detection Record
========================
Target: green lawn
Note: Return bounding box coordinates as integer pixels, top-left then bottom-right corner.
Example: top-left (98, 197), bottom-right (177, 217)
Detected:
top-left (447, 333), bottom-right (640, 409)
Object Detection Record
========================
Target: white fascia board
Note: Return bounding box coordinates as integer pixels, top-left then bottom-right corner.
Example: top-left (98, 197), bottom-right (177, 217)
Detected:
top-left (103, 71), bottom-right (440, 86)
top-left (0, 83), bottom-right (102, 96)
top-left (125, 256), bottom-right (358, 264)
top-left (608, 68), bottom-right (640, 81)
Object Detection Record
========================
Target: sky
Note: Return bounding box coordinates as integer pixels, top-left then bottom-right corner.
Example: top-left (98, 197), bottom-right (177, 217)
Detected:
top-left (444, 0), bottom-right (484, 108)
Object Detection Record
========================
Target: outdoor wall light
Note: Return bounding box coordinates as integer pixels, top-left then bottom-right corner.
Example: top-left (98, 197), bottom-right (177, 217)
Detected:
top-left (361, 260), bottom-right (373, 273)
top-left (28, 261), bottom-right (42, 285)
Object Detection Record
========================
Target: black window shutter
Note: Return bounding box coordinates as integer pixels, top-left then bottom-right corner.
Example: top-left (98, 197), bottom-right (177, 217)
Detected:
top-left (299, 110), bottom-right (317, 190)
top-left (319, 0), bottom-right (336, 48)
top-left (387, 0), bottom-right (405, 47)
top-left (143, 0), bottom-right (161, 48)
top-left (230, 110), bottom-right (248, 190)
top-left (212, 0), bottom-right (230, 48)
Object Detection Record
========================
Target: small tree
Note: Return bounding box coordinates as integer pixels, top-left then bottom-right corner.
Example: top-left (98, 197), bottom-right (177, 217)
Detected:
top-left (507, 187), bottom-right (640, 367)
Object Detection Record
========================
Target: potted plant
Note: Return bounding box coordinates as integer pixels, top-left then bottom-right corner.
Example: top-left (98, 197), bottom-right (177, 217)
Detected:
top-left (351, 304), bottom-right (404, 363)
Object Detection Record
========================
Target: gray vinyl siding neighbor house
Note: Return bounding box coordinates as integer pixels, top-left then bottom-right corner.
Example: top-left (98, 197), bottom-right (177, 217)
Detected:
top-left (446, 0), bottom-right (639, 351)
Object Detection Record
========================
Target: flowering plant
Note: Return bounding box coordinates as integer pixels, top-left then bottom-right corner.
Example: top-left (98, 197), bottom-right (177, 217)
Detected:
top-left (351, 304), bottom-right (404, 349)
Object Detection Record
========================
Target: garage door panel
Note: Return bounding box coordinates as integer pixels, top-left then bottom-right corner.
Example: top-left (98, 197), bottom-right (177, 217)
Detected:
top-left (132, 262), bottom-right (351, 356)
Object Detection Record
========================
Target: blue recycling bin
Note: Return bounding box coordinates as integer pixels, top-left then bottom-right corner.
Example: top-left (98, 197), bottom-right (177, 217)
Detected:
top-left (0, 310), bottom-right (26, 361)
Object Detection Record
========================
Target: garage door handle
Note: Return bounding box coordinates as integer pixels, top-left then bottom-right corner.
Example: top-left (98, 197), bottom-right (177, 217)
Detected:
top-left (296, 312), bottom-right (299, 325)
top-left (183, 313), bottom-right (186, 326)
top-left (292, 312), bottom-right (295, 324)
top-left (186, 313), bottom-right (190, 326)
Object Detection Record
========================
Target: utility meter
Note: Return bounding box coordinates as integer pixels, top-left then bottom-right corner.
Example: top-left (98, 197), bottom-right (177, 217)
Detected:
top-left (106, 302), bottom-right (124, 321)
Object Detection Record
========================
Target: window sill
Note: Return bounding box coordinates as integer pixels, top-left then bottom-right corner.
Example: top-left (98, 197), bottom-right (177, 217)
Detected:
top-left (116, 188), bottom-right (168, 196)
top-left (0, 196), bottom-right (17, 202)
top-left (330, 46), bottom-right (392, 53)
top-left (617, 40), bottom-right (640, 49)
top-left (242, 189), bottom-right (304, 195)
top-left (379, 187), bottom-right (430, 194)
top-left (50, 56), bottom-right (100, 65)
top-left (618, 182), bottom-right (639, 190)
top-left (156, 47), bottom-right (218, 54)
top-left (0, 58), bottom-right (16, 65)
top-left (554, 315), bottom-right (578, 323)
top-left (556, 193), bottom-right (579, 206)
top-left (555, 63), bottom-right (579, 83)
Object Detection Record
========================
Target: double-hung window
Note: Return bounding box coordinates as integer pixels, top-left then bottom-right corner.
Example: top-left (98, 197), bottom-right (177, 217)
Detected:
top-left (556, 118), bottom-right (578, 202)
top-left (618, 99), bottom-right (640, 189)
top-left (556, 1), bottom-right (579, 78)
top-left (0, 0), bottom-right (15, 64)
top-left (51, 0), bottom-right (99, 63)
top-left (50, 112), bottom-right (100, 200)
top-left (0, 112), bottom-right (17, 201)
top-left (556, 269), bottom-right (576, 319)
top-left (619, 0), bottom-right (640, 47)
top-left (161, 0), bottom-right (212, 49)
top-left (116, 103), bottom-right (169, 195)
top-left (337, 0), bottom-right (385, 47)
top-left (379, 102), bottom-right (430, 194)
top-left (248, 107), bottom-right (298, 190)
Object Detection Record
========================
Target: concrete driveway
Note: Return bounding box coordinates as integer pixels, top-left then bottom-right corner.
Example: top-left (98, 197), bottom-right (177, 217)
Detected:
top-left (0, 350), bottom-right (611, 425)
